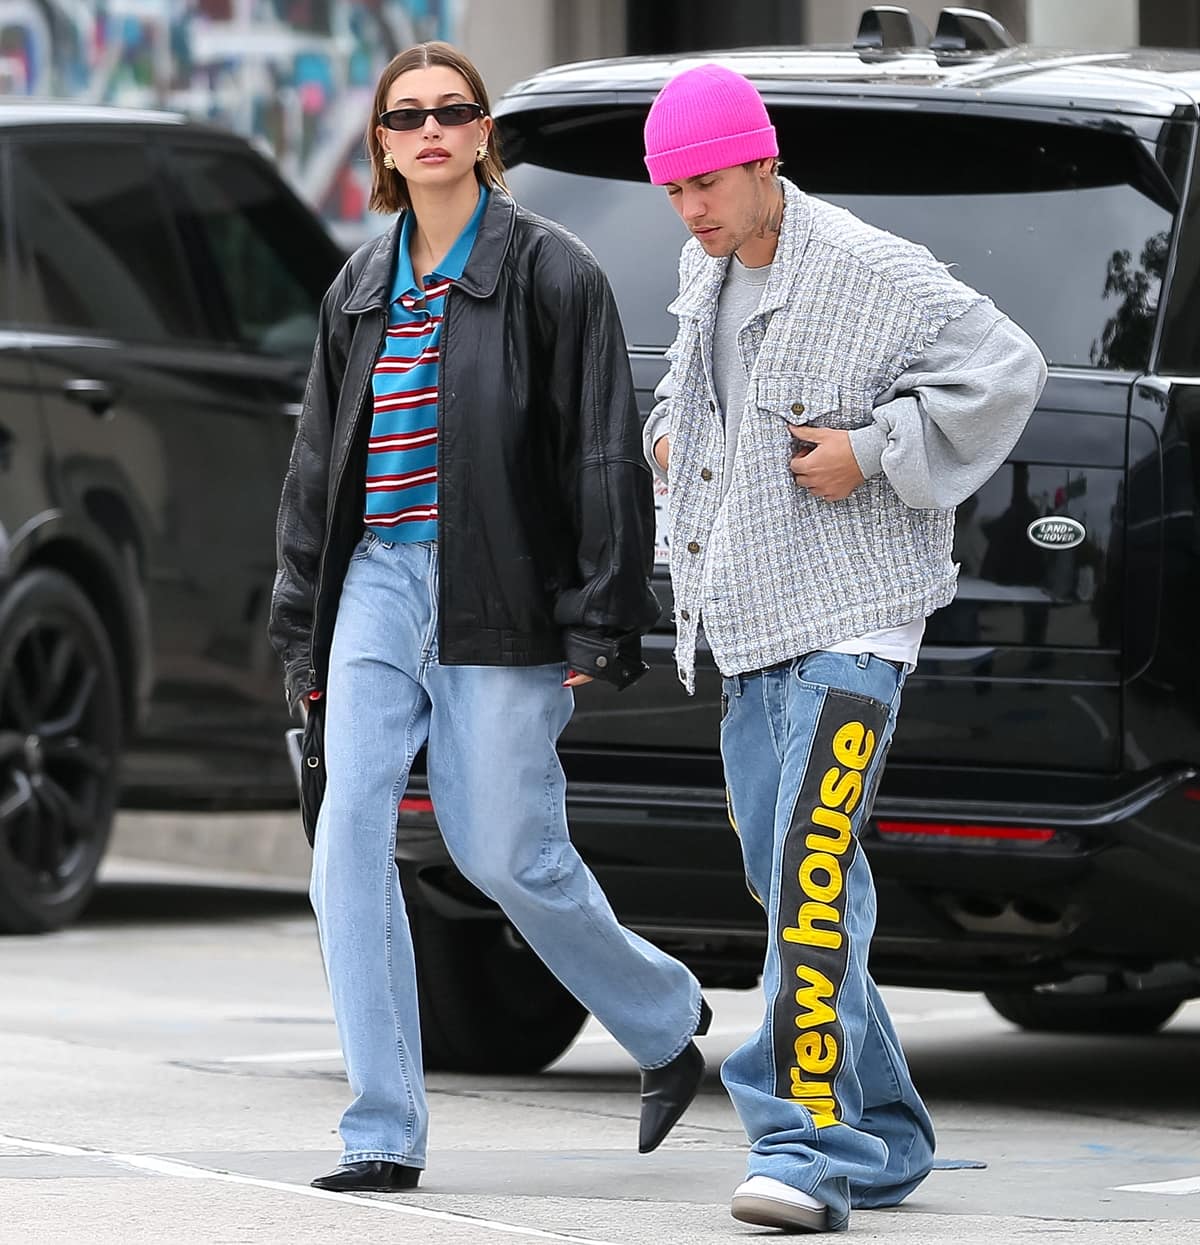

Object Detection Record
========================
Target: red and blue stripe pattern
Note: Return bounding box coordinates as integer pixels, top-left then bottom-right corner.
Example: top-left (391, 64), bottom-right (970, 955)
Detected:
top-left (364, 189), bottom-right (488, 543)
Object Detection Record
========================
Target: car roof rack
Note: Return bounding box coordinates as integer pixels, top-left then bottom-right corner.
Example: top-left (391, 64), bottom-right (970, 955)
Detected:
top-left (852, 6), bottom-right (932, 50)
top-left (928, 7), bottom-right (1016, 52)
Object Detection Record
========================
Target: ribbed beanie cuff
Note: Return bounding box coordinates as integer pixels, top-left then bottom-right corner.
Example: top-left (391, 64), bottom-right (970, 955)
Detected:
top-left (644, 63), bottom-right (778, 184)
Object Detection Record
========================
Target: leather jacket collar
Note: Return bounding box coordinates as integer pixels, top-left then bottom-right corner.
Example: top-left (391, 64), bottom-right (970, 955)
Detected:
top-left (342, 189), bottom-right (518, 314)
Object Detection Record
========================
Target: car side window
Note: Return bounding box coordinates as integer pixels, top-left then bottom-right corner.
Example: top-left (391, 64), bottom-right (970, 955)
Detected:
top-left (10, 139), bottom-right (198, 341)
top-left (167, 146), bottom-right (329, 361)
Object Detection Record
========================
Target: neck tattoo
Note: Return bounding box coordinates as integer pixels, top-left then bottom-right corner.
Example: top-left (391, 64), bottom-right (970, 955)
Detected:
top-left (755, 185), bottom-right (784, 240)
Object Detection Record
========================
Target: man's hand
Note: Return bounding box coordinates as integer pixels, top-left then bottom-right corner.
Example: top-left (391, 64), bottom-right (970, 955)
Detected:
top-left (653, 435), bottom-right (670, 472)
top-left (787, 425), bottom-right (865, 502)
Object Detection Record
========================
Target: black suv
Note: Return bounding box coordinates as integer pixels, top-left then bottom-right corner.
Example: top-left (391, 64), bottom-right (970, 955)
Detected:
top-left (393, 9), bottom-right (1200, 1071)
top-left (0, 103), bottom-right (343, 932)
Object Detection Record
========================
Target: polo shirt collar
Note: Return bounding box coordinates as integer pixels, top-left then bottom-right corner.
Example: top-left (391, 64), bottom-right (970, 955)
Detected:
top-left (391, 186), bottom-right (490, 305)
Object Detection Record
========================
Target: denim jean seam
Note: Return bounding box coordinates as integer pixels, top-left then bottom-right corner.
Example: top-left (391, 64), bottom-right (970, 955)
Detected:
top-left (640, 992), bottom-right (705, 1071)
top-left (341, 1149), bottom-right (422, 1166)
top-left (760, 674), bottom-right (783, 758)
top-left (382, 690), bottom-right (427, 1159)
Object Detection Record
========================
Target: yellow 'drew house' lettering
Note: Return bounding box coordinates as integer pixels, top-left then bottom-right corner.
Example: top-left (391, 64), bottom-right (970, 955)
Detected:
top-left (782, 719), bottom-right (876, 1128)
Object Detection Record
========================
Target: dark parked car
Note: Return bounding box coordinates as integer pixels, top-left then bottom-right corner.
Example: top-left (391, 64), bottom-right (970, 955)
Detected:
top-left (0, 103), bottom-right (344, 932)
top-left (393, 8), bottom-right (1200, 1070)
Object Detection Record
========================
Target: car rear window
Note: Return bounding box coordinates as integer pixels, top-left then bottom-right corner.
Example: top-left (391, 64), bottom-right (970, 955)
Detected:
top-left (500, 103), bottom-right (1185, 370)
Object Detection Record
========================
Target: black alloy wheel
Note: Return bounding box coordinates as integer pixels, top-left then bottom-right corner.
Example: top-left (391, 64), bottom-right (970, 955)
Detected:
top-left (0, 570), bottom-right (121, 933)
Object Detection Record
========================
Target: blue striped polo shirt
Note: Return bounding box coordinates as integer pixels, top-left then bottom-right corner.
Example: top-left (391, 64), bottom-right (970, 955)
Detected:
top-left (364, 188), bottom-right (488, 543)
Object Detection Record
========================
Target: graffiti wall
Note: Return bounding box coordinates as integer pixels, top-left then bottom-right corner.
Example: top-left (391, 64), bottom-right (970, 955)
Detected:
top-left (0, 1), bottom-right (453, 242)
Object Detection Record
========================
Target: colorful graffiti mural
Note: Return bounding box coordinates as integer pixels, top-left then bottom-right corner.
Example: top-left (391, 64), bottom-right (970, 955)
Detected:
top-left (0, 1), bottom-right (453, 241)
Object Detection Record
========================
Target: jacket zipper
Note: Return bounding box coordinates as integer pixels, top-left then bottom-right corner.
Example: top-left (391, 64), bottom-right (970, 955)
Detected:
top-left (435, 287), bottom-right (451, 642)
top-left (307, 308), bottom-right (387, 688)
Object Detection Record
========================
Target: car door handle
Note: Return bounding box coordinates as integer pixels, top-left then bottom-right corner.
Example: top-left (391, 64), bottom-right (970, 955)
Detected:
top-left (281, 402), bottom-right (304, 420)
top-left (61, 378), bottom-right (118, 417)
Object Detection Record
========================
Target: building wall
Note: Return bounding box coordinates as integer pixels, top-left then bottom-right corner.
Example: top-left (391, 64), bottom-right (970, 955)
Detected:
top-left (0, 0), bottom-right (453, 236)
top-left (457, 0), bottom-right (625, 98)
top-left (1026, 0), bottom-right (1138, 47)
top-left (5, 0), bottom-right (1199, 243)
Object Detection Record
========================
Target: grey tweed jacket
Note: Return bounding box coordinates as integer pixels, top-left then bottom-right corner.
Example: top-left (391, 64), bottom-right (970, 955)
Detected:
top-left (662, 178), bottom-right (995, 691)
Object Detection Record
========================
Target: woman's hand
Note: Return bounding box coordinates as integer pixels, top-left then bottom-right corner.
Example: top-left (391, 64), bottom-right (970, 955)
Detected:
top-left (563, 669), bottom-right (594, 688)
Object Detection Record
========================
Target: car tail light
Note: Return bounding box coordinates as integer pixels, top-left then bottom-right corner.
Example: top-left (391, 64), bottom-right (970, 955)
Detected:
top-left (399, 796), bottom-right (434, 814)
top-left (875, 820), bottom-right (1055, 843)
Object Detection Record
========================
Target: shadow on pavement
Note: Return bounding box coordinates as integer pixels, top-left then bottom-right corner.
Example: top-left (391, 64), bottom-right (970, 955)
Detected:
top-left (908, 1024), bottom-right (1200, 1123)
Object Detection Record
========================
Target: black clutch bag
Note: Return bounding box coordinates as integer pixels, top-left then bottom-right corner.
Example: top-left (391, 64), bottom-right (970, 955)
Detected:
top-left (285, 698), bottom-right (326, 847)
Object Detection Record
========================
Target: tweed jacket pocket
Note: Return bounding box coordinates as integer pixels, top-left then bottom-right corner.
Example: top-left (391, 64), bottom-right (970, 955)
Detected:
top-left (754, 375), bottom-right (842, 430)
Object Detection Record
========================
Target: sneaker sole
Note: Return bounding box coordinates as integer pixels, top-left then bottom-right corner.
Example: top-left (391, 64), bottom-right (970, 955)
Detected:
top-left (731, 1192), bottom-right (829, 1233)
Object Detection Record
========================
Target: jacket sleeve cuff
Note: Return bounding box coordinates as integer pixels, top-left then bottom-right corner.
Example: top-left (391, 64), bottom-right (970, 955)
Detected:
top-left (564, 629), bottom-right (648, 691)
top-left (284, 657), bottom-right (318, 710)
top-left (848, 422), bottom-right (887, 480)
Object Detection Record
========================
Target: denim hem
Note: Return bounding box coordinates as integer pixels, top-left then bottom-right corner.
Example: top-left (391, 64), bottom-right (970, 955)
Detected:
top-left (639, 988), bottom-right (706, 1071)
top-left (341, 1150), bottom-right (426, 1168)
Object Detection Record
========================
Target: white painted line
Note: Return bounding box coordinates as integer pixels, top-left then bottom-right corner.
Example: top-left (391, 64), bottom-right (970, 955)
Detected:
top-left (1114, 1175), bottom-right (1200, 1196)
top-left (0, 1132), bottom-right (620, 1244)
top-left (218, 1048), bottom-right (344, 1064)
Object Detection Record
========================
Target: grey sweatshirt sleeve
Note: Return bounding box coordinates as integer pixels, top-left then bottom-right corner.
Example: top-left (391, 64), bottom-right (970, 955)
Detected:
top-left (642, 364), bottom-right (674, 484)
top-left (847, 302), bottom-right (1048, 510)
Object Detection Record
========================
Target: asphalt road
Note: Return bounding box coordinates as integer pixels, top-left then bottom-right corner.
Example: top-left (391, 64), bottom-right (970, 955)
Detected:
top-left (1, 854), bottom-right (1198, 1244)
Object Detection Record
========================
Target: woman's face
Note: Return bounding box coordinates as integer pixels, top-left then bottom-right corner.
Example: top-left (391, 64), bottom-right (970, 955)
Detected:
top-left (376, 64), bottom-right (492, 194)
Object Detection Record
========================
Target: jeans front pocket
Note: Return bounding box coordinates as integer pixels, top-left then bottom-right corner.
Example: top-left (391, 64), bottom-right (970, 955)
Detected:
top-left (350, 530), bottom-right (379, 562)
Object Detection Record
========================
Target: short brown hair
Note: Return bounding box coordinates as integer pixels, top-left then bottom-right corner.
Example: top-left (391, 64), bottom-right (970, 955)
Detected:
top-left (367, 42), bottom-right (507, 215)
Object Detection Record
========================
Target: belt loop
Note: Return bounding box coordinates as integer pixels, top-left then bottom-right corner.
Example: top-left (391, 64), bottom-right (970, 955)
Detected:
top-left (730, 672), bottom-right (743, 697)
top-left (856, 651), bottom-right (870, 670)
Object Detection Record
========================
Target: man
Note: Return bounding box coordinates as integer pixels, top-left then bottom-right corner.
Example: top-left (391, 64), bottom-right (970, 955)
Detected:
top-left (641, 64), bottom-right (1046, 1234)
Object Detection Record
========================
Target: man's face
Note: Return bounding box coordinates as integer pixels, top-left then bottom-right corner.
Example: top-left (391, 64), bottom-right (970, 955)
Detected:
top-left (663, 161), bottom-right (774, 257)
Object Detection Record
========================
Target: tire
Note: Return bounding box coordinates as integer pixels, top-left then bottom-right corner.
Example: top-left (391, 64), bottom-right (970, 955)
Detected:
top-left (0, 570), bottom-right (122, 934)
top-left (985, 988), bottom-right (1186, 1035)
top-left (408, 892), bottom-right (588, 1073)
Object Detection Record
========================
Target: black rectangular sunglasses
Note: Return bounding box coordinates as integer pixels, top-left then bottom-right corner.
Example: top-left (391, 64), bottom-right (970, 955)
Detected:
top-left (379, 103), bottom-right (484, 132)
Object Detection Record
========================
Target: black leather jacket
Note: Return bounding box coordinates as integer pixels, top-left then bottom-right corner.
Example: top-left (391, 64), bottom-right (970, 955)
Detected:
top-left (268, 191), bottom-right (660, 707)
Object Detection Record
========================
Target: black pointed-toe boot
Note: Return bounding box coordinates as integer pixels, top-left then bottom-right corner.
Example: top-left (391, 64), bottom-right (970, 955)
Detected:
top-left (311, 1160), bottom-right (422, 1192)
top-left (638, 997), bottom-right (712, 1154)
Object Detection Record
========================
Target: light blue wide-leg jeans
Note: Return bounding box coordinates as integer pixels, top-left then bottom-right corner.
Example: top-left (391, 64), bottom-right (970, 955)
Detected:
top-left (310, 535), bottom-right (703, 1166)
top-left (719, 650), bottom-right (935, 1232)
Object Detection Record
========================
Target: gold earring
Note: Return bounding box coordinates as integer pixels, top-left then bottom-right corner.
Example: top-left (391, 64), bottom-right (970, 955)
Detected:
top-left (383, 151), bottom-right (397, 171)
top-left (476, 144), bottom-right (487, 163)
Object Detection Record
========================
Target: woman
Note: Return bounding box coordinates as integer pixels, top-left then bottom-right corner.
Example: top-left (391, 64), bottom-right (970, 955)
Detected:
top-left (268, 42), bottom-right (709, 1193)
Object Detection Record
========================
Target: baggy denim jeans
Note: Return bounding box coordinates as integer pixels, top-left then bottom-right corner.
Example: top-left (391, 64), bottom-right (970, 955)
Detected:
top-left (310, 535), bottom-right (703, 1166)
top-left (719, 650), bottom-right (935, 1232)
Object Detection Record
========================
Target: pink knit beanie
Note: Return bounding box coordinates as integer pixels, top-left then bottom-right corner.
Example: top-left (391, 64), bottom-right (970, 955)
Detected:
top-left (643, 64), bottom-right (778, 185)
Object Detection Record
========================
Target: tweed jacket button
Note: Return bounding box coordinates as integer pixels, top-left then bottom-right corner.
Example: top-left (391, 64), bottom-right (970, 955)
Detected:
top-left (687, 540), bottom-right (701, 554)
top-left (708, 400), bottom-right (716, 413)
top-left (791, 401), bottom-right (805, 415)
top-left (680, 609), bottom-right (690, 621)
top-left (700, 467), bottom-right (713, 481)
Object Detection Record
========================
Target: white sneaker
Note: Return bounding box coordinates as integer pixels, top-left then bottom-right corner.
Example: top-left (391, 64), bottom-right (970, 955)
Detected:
top-left (731, 1176), bottom-right (830, 1232)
